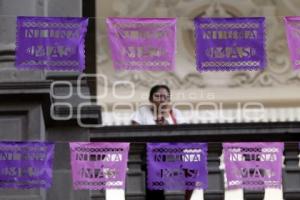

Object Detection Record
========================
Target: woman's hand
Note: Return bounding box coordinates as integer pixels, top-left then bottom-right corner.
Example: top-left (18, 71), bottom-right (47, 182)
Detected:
top-left (155, 116), bottom-right (168, 125)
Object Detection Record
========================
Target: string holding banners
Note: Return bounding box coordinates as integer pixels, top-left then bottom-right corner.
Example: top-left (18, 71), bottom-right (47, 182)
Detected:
top-left (69, 142), bottom-right (130, 190)
top-left (194, 17), bottom-right (266, 72)
top-left (223, 142), bottom-right (284, 190)
top-left (0, 141), bottom-right (54, 189)
top-left (16, 16), bottom-right (88, 71)
top-left (106, 17), bottom-right (176, 71)
top-left (147, 143), bottom-right (208, 190)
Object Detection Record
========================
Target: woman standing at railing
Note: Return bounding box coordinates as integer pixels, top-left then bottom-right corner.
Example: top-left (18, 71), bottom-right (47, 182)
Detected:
top-left (132, 84), bottom-right (188, 200)
top-left (132, 84), bottom-right (185, 125)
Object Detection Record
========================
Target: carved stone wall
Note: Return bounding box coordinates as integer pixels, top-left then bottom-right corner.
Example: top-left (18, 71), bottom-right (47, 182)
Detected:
top-left (96, 0), bottom-right (300, 108)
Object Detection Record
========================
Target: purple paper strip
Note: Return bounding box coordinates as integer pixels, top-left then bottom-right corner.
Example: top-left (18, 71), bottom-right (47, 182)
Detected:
top-left (106, 17), bottom-right (176, 71)
top-left (284, 16), bottom-right (300, 70)
top-left (194, 17), bottom-right (266, 71)
top-left (0, 141), bottom-right (54, 189)
top-left (16, 16), bottom-right (88, 71)
top-left (223, 142), bottom-right (284, 190)
top-left (147, 143), bottom-right (208, 190)
top-left (70, 142), bottom-right (130, 190)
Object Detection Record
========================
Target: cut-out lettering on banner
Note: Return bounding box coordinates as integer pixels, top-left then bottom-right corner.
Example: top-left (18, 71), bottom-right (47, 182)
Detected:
top-left (223, 142), bottom-right (283, 190)
top-left (0, 142), bottom-right (54, 189)
top-left (16, 16), bottom-right (88, 71)
top-left (106, 18), bottom-right (176, 71)
top-left (70, 142), bottom-right (129, 190)
top-left (194, 17), bottom-right (266, 71)
top-left (147, 143), bottom-right (208, 190)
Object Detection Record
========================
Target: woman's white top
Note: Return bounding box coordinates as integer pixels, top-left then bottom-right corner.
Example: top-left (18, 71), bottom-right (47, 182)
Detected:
top-left (131, 105), bottom-right (185, 125)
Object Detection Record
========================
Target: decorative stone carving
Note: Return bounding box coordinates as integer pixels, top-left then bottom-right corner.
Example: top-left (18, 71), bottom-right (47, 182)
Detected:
top-left (112, 0), bottom-right (153, 16)
top-left (97, 0), bottom-right (300, 89)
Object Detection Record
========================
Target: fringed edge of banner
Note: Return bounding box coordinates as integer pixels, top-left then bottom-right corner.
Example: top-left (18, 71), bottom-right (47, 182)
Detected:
top-left (197, 66), bottom-right (265, 72)
top-left (226, 184), bottom-right (282, 191)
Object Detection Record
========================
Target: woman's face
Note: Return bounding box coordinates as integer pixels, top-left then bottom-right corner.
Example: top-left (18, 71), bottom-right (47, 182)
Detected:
top-left (151, 88), bottom-right (170, 107)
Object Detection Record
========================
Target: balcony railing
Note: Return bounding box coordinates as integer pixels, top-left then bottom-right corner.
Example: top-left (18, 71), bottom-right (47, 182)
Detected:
top-left (89, 123), bottom-right (300, 200)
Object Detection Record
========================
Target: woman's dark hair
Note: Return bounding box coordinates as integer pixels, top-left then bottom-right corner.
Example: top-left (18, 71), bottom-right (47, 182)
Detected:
top-left (149, 85), bottom-right (170, 102)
